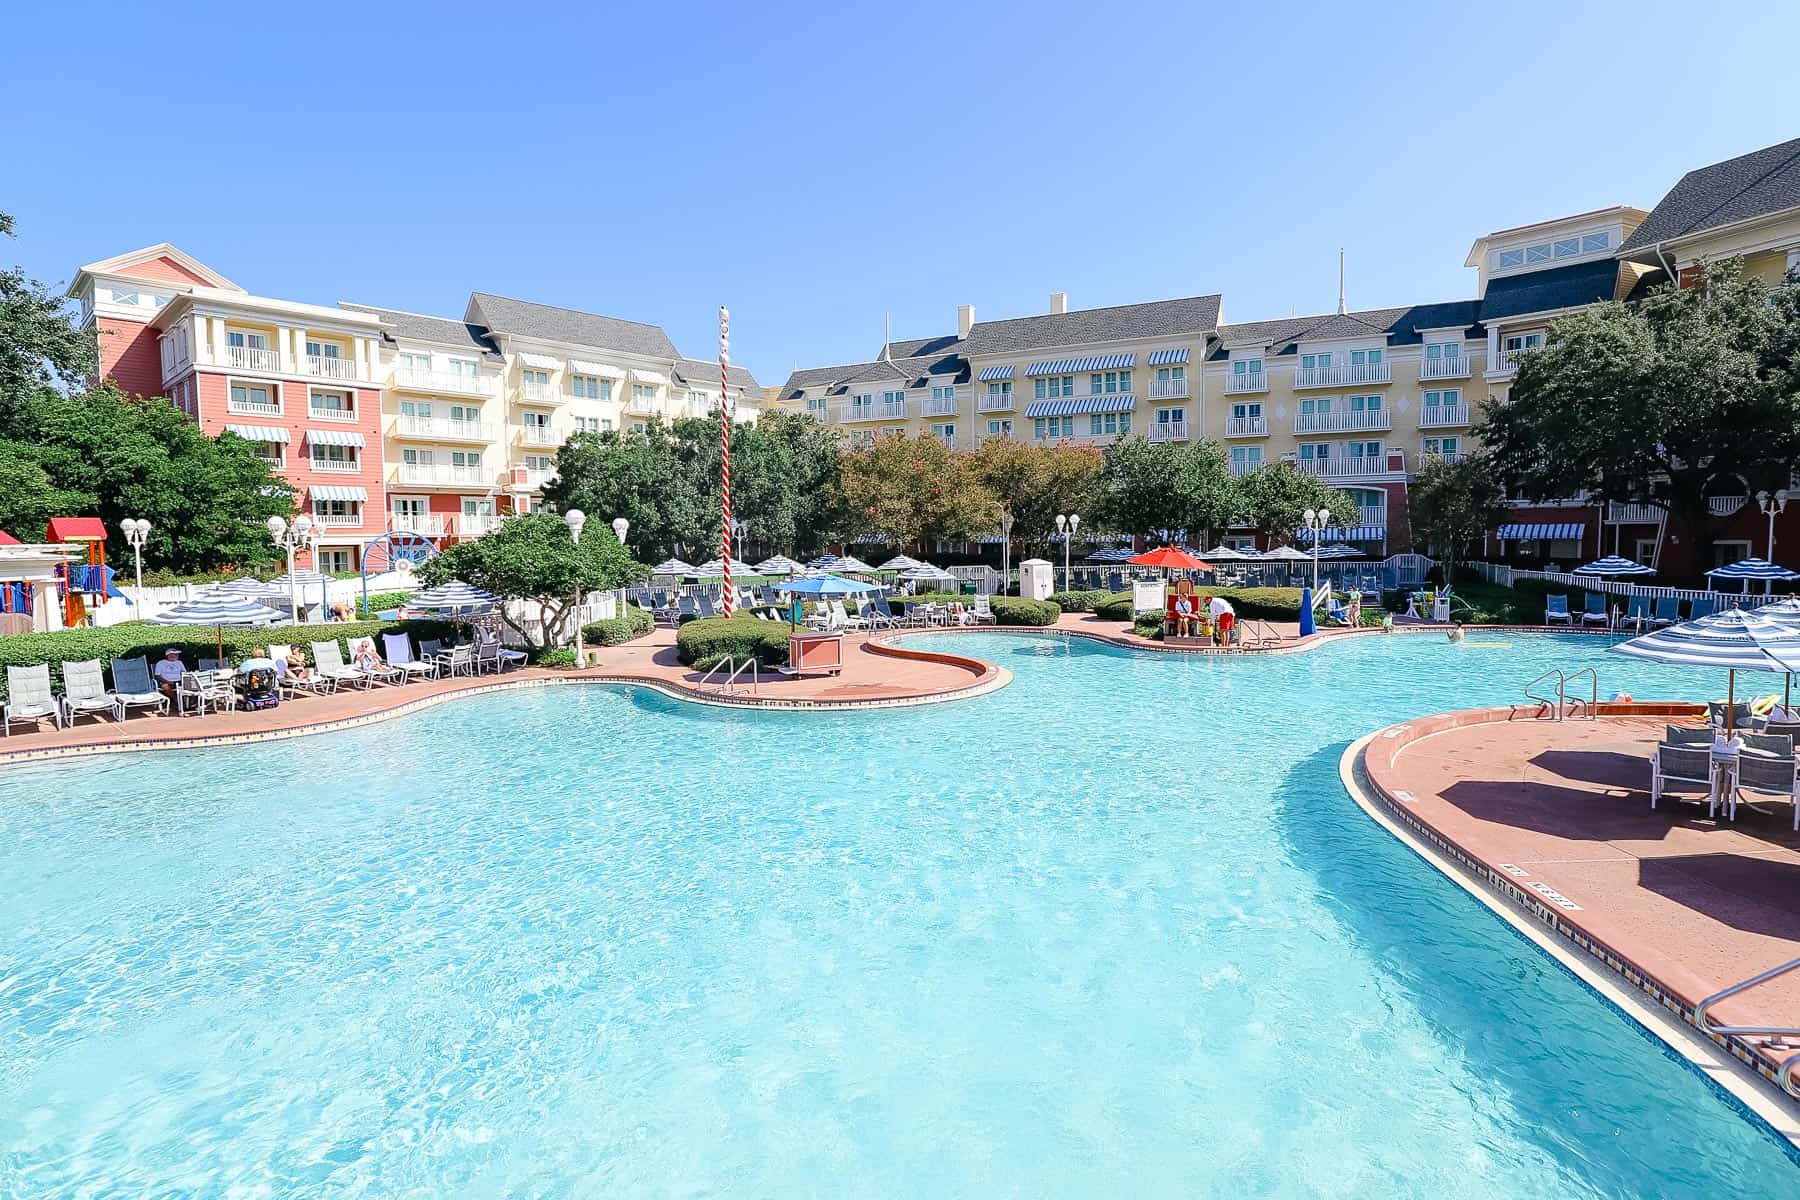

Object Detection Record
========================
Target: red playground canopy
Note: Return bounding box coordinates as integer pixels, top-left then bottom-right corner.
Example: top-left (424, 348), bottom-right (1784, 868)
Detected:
top-left (1128, 545), bottom-right (1212, 571)
top-left (46, 517), bottom-right (107, 543)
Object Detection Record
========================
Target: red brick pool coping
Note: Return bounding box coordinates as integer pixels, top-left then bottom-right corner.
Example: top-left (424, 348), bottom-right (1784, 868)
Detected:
top-left (1348, 706), bottom-right (1800, 1132)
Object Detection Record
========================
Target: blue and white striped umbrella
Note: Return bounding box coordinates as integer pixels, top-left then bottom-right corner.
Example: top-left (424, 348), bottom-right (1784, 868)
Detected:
top-left (648, 558), bottom-right (694, 576)
top-left (214, 575), bottom-right (279, 596)
top-left (1313, 544), bottom-right (1365, 560)
top-left (828, 555), bottom-right (875, 574)
top-left (406, 580), bottom-right (500, 614)
top-left (1574, 555), bottom-right (1655, 577)
top-left (1706, 557), bottom-right (1800, 583)
top-left (148, 589), bottom-right (283, 628)
top-left (753, 555), bottom-right (806, 575)
top-left (1611, 606), bottom-right (1800, 719)
top-left (266, 569), bottom-right (328, 587)
top-left (807, 554), bottom-right (843, 569)
top-left (878, 554), bottom-right (926, 572)
top-left (1086, 547), bottom-right (1138, 563)
top-left (689, 557), bottom-right (760, 578)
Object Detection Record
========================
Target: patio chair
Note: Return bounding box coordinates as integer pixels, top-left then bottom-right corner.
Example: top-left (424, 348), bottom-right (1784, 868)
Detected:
top-left (1687, 596), bottom-right (1719, 620)
top-left (1762, 716), bottom-right (1800, 741)
top-left (109, 657), bottom-right (171, 717)
top-left (1649, 597), bottom-right (1682, 628)
top-left (382, 632), bottom-right (438, 680)
top-left (697, 594), bottom-right (718, 618)
top-left (1579, 593), bottom-right (1610, 627)
top-left (1622, 596), bottom-right (1653, 632)
top-left (199, 657), bottom-right (226, 672)
top-left (60, 659), bottom-right (123, 724)
top-left (267, 643), bottom-right (332, 698)
top-left (971, 594), bottom-right (996, 624)
top-left (347, 637), bottom-right (404, 686)
top-left (4, 664), bottom-right (65, 735)
top-left (177, 669), bottom-right (237, 717)
top-left (867, 595), bottom-right (902, 629)
top-left (1734, 752), bottom-right (1800, 829)
top-left (310, 640), bottom-right (371, 690)
top-left (830, 599), bottom-right (868, 630)
top-left (1648, 743), bottom-right (1718, 815)
top-left (1707, 701), bottom-right (1759, 731)
top-left (1543, 594), bottom-right (1572, 625)
top-left (1106, 572), bottom-right (1124, 593)
top-left (440, 645), bottom-right (476, 678)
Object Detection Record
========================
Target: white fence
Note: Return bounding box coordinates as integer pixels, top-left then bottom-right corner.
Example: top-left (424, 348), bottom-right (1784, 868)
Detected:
top-left (1470, 562), bottom-right (1781, 607)
top-left (93, 571), bottom-right (422, 626)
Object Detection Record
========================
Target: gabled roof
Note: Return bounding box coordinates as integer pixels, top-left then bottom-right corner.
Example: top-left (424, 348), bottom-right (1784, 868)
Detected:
top-left (1213, 300), bottom-right (1480, 357)
top-left (339, 303), bottom-right (503, 360)
top-left (1475, 258), bottom-right (1623, 322)
top-left (672, 357), bottom-right (762, 394)
top-left (962, 294), bottom-right (1222, 356)
top-left (880, 333), bottom-right (965, 359)
top-left (464, 292), bottom-right (680, 359)
top-left (1621, 137), bottom-right (1800, 253)
top-left (68, 243), bottom-right (241, 296)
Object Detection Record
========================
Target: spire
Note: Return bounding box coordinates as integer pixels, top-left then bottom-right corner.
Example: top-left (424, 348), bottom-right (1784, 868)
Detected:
top-left (883, 311), bottom-right (894, 364)
top-left (1337, 248), bottom-right (1346, 315)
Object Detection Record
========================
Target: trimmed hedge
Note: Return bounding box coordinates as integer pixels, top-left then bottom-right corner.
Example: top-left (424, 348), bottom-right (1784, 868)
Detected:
top-left (1094, 593), bottom-right (1136, 621)
top-left (990, 597), bottom-right (1060, 626)
top-left (675, 615), bottom-right (791, 669)
top-left (534, 648), bottom-right (579, 668)
top-left (0, 617), bottom-right (458, 702)
top-left (1132, 613), bottom-right (1164, 640)
top-left (1049, 589), bottom-right (1110, 613)
top-left (582, 604), bottom-right (655, 648)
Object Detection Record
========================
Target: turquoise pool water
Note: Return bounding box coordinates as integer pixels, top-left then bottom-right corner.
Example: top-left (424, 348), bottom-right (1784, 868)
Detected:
top-left (1, 631), bottom-right (1795, 1196)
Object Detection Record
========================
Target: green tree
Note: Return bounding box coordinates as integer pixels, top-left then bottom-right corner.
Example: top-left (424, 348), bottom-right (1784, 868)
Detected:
top-left (832, 433), bottom-right (1000, 551)
top-left (0, 440), bottom-right (96, 539)
top-left (1095, 436), bottom-right (1190, 539)
top-left (416, 512), bottom-right (643, 649)
top-left (1170, 439), bottom-right (1239, 546)
top-left (543, 420), bottom-right (710, 562)
top-left (0, 212), bottom-right (98, 433)
top-left (1408, 453), bottom-right (1506, 580)
top-left (969, 438), bottom-right (1103, 556)
top-left (1233, 463), bottom-right (1363, 547)
top-left (1481, 258), bottom-right (1800, 577)
top-left (715, 411), bottom-right (843, 558)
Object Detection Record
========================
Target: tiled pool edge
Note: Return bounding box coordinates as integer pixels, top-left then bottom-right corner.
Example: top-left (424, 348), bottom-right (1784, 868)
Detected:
top-left (1341, 724), bottom-right (1800, 1145)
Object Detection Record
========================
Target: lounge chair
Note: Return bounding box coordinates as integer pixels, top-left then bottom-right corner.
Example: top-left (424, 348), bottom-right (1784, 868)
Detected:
top-left (1649, 743), bottom-right (1718, 815)
top-left (1544, 594), bottom-right (1572, 625)
top-left (3, 664), bottom-right (65, 735)
top-left (348, 638), bottom-right (404, 686)
top-left (969, 594), bottom-right (996, 624)
top-left (310, 640), bottom-right (370, 689)
top-left (60, 659), bottom-right (123, 724)
top-left (1622, 596), bottom-right (1653, 632)
top-left (1734, 751), bottom-right (1800, 828)
top-left (1649, 597), bottom-right (1682, 628)
top-left (477, 634), bottom-right (527, 671)
top-left (829, 599), bottom-right (868, 630)
top-left (268, 643), bottom-right (334, 697)
top-left (1687, 596), bottom-right (1719, 620)
top-left (1579, 593), bottom-right (1610, 627)
top-left (109, 657), bottom-right (171, 717)
top-left (697, 594), bottom-right (717, 618)
top-left (867, 595), bottom-right (902, 629)
top-left (383, 632), bottom-right (438, 680)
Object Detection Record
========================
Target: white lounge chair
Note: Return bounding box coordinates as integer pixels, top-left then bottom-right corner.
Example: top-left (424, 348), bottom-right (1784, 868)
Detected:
top-left (475, 633), bottom-right (527, 672)
top-left (4, 664), bottom-right (65, 735)
top-left (382, 632), bottom-right (438, 680)
top-left (268, 643), bottom-right (335, 697)
top-left (60, 659), bottom-right (123, 724)
top-left (347, 637), bottom-right (404, 686)
top-left (971, 594), bottom-right (997, 624)
top-left (108, 657), bottom-right (170, 717)
top-left (310, 640), bottom-right (371, 689)
top-left (830, 599), bottom-right (869, 630)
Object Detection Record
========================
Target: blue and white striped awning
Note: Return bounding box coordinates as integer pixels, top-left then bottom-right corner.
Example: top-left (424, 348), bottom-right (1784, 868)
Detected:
top-left (1612, 608), bottom-right (1800, 672)
top-left (1026, 353), bottom-right (1135, 376)
top-left (1147, 348), bottom-right (1190, 366)
top-left (1496, 522), bottom-right (1583, 540)
top-left (1296, 526), bottom-right (1385, 543)
top-left (977, 366), bottom-right (1015, 381)
top-left (306, 428), bottom-right (365, 447)
top-left (310, 485), bottom-right (367, 502)
top-left (224, 423), bottom-right (290, 443)
top-left (1573, 555), bottom-right (1655, 577)
top-left (1706, 557), bottom-right (1800, 582)
top-left (1023, 395), bottom-right (1136, 418)
top-left (148, 589), bottom-right (283, 628)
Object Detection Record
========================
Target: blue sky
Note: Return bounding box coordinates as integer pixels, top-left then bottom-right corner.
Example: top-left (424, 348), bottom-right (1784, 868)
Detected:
top-left (3, 0), bottom-right (1795, 384)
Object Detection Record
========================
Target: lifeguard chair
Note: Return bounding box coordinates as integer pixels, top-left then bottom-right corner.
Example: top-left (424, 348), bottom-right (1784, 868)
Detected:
top-left (1165, 578), bottom-right (1210, 645)
top-left (46, 517), bottom-right (115, 628)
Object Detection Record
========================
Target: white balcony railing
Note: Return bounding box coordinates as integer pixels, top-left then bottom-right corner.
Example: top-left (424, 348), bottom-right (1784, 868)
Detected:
top-left (390, 513), bottom-right (448, 536)
top-left (224, 345), bottom-right (280, 373)
top-left (397, 415), bottom-right (487, 441)
top-left (1419, 355), bottom-right (1472, 381)
top-left (391, 369), bottom-right (496, 397)
top-left (521, 468), bottom-right (555, 490)
top-left (978, 393), bottom-right (1015, 412)
top-left (1419, 450), bottom-right (1466, 467)
top-left (838, 400), bottom-right (909, 422)
top-left (1488, 346), bottom-right (1548, 376)
top-left (520, 426), bottom-right (560, 447)
top-left (1709, 495), bottom-right (1749, 518)
top-left (625, 397), bottom-right (659, 416)
top-left (1296, 454), bottom-right (1397, 478)
top-left (1606, 502), bottom-right (1662, 524)
top-left (520, 381), bottom-right (562, 404)
top-left (1417, 404), bottom-right (1471, 429)
top-left (1293, 362), bottom-right (1392, 389)
top-left (1228, 458), bottom-right (1263, 476)
top-left (923, 396), bottom-right (958, 418)
top-left (306, 354), bottom-right (360, 382)
top-left (457, 514), bottom-right (503, 537)
top-left (310, 511), bottom-right (362, 528)
top-left (1224, 372), bottom-right (1268, 394)
top-left (399, 463), bottom-right (490, 487)
top-left (227, 396), bottom-right (281, 416)
top-left (308, 457), bottom-right (361, 474)
top-left (308, 405), bottom-right (357, 423)
top-left (1224, 416), bottom-right (1269, 438)
top-left (1149, 378), bottom-right (1189, 400)
top-left (1294, 408), bottom-right (1392, 435)
top-left (1147, 420), bottom-right (1190, 443)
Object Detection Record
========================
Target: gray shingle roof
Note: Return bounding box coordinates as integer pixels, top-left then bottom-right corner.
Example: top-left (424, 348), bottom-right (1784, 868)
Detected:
top-left (672, 357), bottom-right (761, 394)
top-left (1476, 259), bottom-right (1622, 322)
top-left (1622, 138), bottom-right (1800, 252)
top-left (339, 303), bottom-right (503, 359)
top-left (961, 294), bottom-right (1222, 355)
top-left (464, 292), bottom-right (680, 358)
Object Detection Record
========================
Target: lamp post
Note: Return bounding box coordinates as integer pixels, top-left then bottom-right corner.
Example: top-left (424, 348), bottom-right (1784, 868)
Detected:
top-left (565, 508), bottom-right (587, 664)
top-left (1302, 507), bottom-right (1331, 595)
top-left (121, 518), bottom-right (151, 598)
top-left (730, 517), bottom-right (747, 564)
top-left (267, 514), bottom-right (315, 623)
top-left (999, 509), bottom-right (1014, 596)
top-left (612, 516), bottom-right (630, 549)
top-left (1055, 513), bottom-right (1080, 590)
top-left (1757, 489), bottom-right (1788, 562)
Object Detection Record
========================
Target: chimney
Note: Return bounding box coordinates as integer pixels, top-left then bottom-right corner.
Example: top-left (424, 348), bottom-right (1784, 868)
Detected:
top-left (1049, 291), bottom-right (1068, 315)
top-left (957, 303), bottom-right (975, 338)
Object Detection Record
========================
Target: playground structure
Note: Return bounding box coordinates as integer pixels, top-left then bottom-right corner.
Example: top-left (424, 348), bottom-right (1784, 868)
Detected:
top-left (358, 530), bottom-right (437, 617)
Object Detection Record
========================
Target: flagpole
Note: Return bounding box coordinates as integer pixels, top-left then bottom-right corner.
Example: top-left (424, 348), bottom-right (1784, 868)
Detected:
top-left (719, 305), bottom-right (734, 617)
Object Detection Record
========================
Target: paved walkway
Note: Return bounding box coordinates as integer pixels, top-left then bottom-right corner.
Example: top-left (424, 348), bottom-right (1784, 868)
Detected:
top-left (1360, 709), bottom-right (1800, 1095)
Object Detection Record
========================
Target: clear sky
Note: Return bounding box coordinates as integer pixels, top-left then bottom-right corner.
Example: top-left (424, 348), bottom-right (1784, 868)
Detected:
top-left (3, 0), bottom-right (1795, 385)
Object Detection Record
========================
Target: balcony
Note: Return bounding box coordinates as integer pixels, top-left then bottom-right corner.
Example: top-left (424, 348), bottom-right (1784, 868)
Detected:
top-left (1293, 362), bottom-right (1392, 389)
top-left (398, 463), bottom-right (491, 487)
top-left (227, 395), bottom-right (281, 416)
top-left (396, 415), bottom-right (487, 442)
top-left (1295, 454), bottom-right (1399, 479)
top-left (1294, 408), bottom-right (1391, 435)
top-left (1418, 403), bottom-right (1471, 429)
top-left (390, 512), bottom-right (449, 537)
top-left (308, 404), bottom-right (358, 423)
top-left (625, 396), bottom-right (659, 416)
top-left (923, 395), bottom-right (958, 418)
top-left (391, 369), bottom-right (496, 398)
top-left (305, 354), bottom-right (360, 382)
top-left (310, 511), bottom-right (362, 528)
top-left (520, 381), bottom-right (562, 404)
top-left (1228, 458), bottom-right (1263, 476)
top-left (1419, 355), bottom-right (1471, 381)
top-left (838, 400), bottom-right (909, 422)
top-left (1606, 502), bottom-right (1662, 524)
top-left (1419, 450), bottom-right (1466, 467)
top-left (1224, 416), bottom-right (1269, 438)
top-left (1149, 378), bottom-right (1189, 400)
top-left (1224, 372), bottom-right (1268, 394)
top-left (458, 514), bottom-right (503, 537)
top-left (1709, 495), bottom-right (1749, 518)
top-left (520, 467), bottom-right (555, 490)
top-left (519, 425), bottom-right (560, 448)
top-left (224, 345), bottom-right (280, 373)
top-left (978, 392), bottom-right (1015, 412)
top-left (1147, 420), bottom-right (1189, 443)
top-left (308, 457), bottom-right (361, 474)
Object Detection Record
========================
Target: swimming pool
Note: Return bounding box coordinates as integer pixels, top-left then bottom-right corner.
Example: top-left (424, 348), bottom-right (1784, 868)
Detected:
top-left (1, 631), bottom-right (1795, 1196)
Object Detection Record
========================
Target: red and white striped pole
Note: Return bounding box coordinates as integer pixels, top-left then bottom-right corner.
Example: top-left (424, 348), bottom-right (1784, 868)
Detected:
top-left (719, 305), bottom-right (734, 616)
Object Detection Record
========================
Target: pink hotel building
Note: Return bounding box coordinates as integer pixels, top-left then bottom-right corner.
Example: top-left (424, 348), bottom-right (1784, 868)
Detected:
top-left (69, 244), bottom-right (763, 572)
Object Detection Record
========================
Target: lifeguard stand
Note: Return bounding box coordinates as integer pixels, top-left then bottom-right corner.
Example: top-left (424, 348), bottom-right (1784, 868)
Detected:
top-left (46, 517), bottom-right (112, 628)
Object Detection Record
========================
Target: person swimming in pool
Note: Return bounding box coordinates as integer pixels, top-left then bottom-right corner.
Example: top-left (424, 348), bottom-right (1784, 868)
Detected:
top-left (1447, 621), bottom-right (1466, 643)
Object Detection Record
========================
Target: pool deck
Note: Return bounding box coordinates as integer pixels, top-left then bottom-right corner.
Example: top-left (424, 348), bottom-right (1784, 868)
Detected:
top-left (1351, 707), bottom-right (1800, 1125)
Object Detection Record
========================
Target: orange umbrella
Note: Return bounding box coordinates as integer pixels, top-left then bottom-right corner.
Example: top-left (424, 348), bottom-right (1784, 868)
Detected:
top-left (1127, 546), bottom-right (1212, 571)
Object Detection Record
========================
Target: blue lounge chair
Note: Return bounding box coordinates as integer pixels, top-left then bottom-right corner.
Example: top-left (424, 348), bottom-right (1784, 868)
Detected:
top-left (697, 594), bottom-right (717, 618)
top-left (1687, 595), bottom-right (1719, 620)
top-left (1579, 593), bottom-right (1610, 627)
top-left (1649, 597), bottom-right (1682, 628)
top-left (1544, 594), bottom-right (1572, 625)
top-left (1623, 596), bottom-right (1652, 631)
top-left (1105, 572), bottom-right (1124, 593)
top-left (674, 596), bottom-right (699, 624)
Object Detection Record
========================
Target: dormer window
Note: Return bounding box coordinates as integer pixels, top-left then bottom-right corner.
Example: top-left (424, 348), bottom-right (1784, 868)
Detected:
top-left (1495, 231), bottom-right (1610, 271)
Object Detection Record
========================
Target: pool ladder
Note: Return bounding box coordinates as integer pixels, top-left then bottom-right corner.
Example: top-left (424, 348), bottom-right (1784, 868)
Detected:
top-left (699, 656), bottom-right (759, 696)
top-left (1521, 667), bottom-right (1598, 721)
top-left (1697, 958), bottom-right (1800, 1098)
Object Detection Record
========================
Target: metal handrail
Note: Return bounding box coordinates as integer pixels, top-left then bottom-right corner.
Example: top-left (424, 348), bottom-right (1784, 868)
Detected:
top-left (1562, 667), bottom-right (1597, 719)
top-left (1524, 668), bottom-right (1564, 719)
top-left (699, 656), bottom-right (759, 695)
top-left (1696, 957), bottom-right (1800, 1098)
top-left (1241, 617), bottom-right (1279, 647)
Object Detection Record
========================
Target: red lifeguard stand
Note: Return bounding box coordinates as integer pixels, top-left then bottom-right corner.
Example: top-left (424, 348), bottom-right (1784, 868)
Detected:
top-left (46, 517), bottom-right (110, 627)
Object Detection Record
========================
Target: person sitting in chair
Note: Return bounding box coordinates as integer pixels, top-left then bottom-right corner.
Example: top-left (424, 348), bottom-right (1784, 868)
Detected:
top-left (284, 645), bottom-right (312, 681)
top-left (153, 648), bottom-right (186, 699)
top-left (1173, 591), bottom-right (1196, 637)
top-left (351, 638), bottom-right (384, 674)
